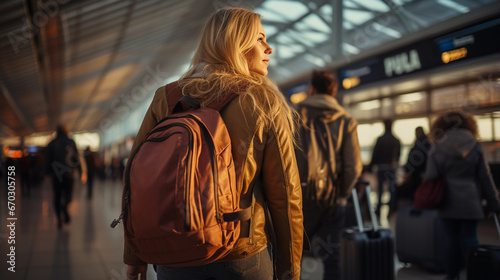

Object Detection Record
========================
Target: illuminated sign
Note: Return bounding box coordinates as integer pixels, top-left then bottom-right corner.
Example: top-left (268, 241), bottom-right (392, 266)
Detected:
top-left (290, 92), bottom-right (307, 104)
top-left (283, 81), bottom-right (309, 99)
top-left (384, 49), bottom-right (422, 77)
top-left (339, 17), bottom-right (500, 91)
top-left (441, 47), bottom-right (467, 64)
top-left (342, 76), bottom-right (360, 89)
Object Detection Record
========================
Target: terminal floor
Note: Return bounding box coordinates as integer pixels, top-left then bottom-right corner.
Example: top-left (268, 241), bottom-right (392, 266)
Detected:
top-left (1, 178), bottom-right (499, 280)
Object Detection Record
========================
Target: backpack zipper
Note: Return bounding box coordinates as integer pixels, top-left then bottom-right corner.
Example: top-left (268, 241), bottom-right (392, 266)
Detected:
top-left (177, 115), bottom-right (222, 226)
top-left (183, 123), bottom-right (193, 230)
top-left (182, 115), bottom-right (223, 223)
top-left (145, 119), bottom-right (196, 230)
top-left (204, 129), bottom-right (221, 221)
top-left (112, 123), bottom-right (182, 234)
top-left (153, 122), bottom-right (194, 230)
top-left (185, 115), bottom-right (222, 222)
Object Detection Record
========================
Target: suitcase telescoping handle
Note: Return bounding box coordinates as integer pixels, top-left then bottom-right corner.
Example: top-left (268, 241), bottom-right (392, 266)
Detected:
top-left (351, 180), bottom-right (379, 233)
top-left (494, 214), bottom-right (500, 241)
top-left (351, 187), bottom-right (364, 232)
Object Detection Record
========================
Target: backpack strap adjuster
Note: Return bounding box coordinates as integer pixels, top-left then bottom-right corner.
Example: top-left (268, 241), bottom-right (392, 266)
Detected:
top-left (222, 207), bottom-right (252, 222)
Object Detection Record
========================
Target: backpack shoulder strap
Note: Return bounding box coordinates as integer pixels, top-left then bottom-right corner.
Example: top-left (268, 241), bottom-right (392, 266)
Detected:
top-left (165, 82), bottom-right (238, 114)
top-left (166, 82), bottom-right (184, 114)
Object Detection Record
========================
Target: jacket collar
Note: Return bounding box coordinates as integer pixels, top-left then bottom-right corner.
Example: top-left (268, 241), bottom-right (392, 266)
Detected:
top-left (298, 94), bottom-right (346, 120)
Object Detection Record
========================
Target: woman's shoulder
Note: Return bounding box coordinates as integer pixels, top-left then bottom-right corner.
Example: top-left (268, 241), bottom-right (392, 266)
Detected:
top-left (222, 95), bottom-right (262, 130)
top-left (150, 82), bottom-right (182, 118)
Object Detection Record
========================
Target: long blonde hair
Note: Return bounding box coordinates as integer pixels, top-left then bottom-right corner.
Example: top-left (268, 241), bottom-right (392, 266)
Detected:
top-left (178, 7), bottom-right (298, 136)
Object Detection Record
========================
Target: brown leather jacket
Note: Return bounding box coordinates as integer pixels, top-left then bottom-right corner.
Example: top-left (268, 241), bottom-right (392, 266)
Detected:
top-left (123, 82), bottom-right (304, 279)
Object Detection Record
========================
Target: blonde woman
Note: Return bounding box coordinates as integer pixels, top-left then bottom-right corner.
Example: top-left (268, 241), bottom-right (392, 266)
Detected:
top-left (125, 7), bottom-right (304, 280)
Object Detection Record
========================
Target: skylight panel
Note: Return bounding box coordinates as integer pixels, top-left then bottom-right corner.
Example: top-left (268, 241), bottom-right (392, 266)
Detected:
top-left (254, 7), bottom-right (287, 23)
top-left (305, 53), bottom-right (326, 67)
top-left (437, 0), bottom-right (470, 13)
top-left (262, 25), bottom-right (279, 38)
top-left (286, 29), bottom-right (317, 47)
top-left (275, 43), bottom-right (306, 57)
top-left (275, 45), bottom-right (300, 60)
top-left (288, 44), bottom-right (306, 53)
top-left (298, 30), bottom-right (329, 45)
top-left (272, 32), bottom-right (306, 60)
top-left (298, 13), bottom-right (331, 33)
top-left (260, 0), bottom-right (309, 22)
top-left (372, 22), bottom-right (401, 38)
top-left (276, 32), bottom-right (297, 45)
top-left (344, 21), bottom-right (355, 30)
top-left (344, 9), bottom-right (374, 25)
top-left (344, 1), bottom-right (358, 8)
top-left (352, 0), bottom-right (390, 12)
top-left (319, 4), bottom-right (332, 18)
top-left (343, 43), bottom-right (360, 55)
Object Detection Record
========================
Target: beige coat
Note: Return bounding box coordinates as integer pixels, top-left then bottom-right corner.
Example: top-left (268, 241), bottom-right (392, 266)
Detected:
top-left (124, 82), bottom-right (304, 279)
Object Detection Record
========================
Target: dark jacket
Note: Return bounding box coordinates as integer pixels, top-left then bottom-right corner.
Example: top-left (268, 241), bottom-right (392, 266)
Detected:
top-left (370, 130), bottom-right (401, 171)
top-left (424, 129), bottom-right (500, 219)
top-left (404, 134), bottom-right (430, 177)
top-left (124, 82), bottom-right (304, 279)
top-left (45, 134), bottom-right (81, 180)
top-left (296, 94), bottom-right (363, 206)
top-left (398, 135), bottom-right (431, 199)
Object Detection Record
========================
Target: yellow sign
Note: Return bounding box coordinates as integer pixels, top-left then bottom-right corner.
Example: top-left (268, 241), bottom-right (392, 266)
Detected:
top-left (441, 47), bottom-right (467, 64)
top-left (342, 77), bottom-right (360, 89)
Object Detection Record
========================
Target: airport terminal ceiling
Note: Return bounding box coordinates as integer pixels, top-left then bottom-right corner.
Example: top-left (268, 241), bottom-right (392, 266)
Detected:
top-left (1, 0), bottom-right (499, 140)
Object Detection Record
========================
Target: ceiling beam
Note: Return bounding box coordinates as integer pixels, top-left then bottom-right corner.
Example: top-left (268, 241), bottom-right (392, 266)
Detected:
top-left (22, 0), bottom-right (53, 131)
top-left (0, 81), bottom-right (34, 134)
top-left (71, 0), bottom-right (138, 131)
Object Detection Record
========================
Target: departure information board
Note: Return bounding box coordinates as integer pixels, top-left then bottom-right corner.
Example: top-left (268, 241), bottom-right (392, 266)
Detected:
top-left (339, 17), bottom-right (500, 90)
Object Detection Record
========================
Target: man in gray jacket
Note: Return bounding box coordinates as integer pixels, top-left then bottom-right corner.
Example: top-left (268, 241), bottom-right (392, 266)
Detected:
top-left (296, 70), bottom-right (363, 280)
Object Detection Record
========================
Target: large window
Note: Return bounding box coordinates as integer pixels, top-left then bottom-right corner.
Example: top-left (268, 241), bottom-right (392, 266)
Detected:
top-left (394, 92), bottom-right (427, 116)
top-left (468, 80), bottom-right (500, 107)
top-left (431, 85), bottom-right (466, 111)
top-left (357, 118), bottom-right (429, 166)
top-left (475, 115), bottom-right (494, 142)
top-left (357, 122), bottom-right (383, 165)
top-left (349, 100), bottom-right (381, 121)
top-left (393, 118), bottom-right (430, 167)
top-left (349, 76), bottom-right (500, 163)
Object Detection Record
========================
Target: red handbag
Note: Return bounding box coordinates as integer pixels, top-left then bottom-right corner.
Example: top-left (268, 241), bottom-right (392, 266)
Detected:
top-left (413, 177), bottom-right (446, 210)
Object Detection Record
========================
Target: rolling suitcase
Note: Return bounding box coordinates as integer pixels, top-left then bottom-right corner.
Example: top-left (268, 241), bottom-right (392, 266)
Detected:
top-left (466, 214), bottom-right (500, 280)
top-left (395, 205), bottom-right (446, 272)
top-left (341, 183), bottom-right (395, 280)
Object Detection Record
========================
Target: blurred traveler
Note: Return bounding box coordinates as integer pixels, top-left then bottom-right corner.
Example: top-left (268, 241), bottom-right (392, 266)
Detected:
top-left (124, 7), bottom-right (303, 280)
top-left (0, 144), bottom-right (3, 179)
top-left (84, 146), bottom-right (97, 200)
top-left (369, 119), bottom-right (401, 217)
top-left (396, 126), bottom-right (431, 205)
top-left (424, 110), bottom-right (500, 280)
top-left (20, 149), bottom-right (32, 196)
top-left (45, 124), bottom-right (84, 229)
top-left (110, 157), bottom-right (120, 181)
top-left (296, 70), bottom-right (363, 279)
